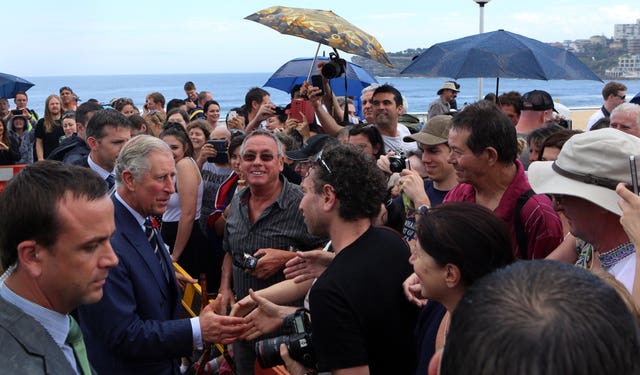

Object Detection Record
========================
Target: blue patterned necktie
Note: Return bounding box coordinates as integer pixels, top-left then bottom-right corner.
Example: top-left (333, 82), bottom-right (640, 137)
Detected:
top-left (105, 175), bottom-right (115, 191)
top-left (144, 218), bottom-right (169, 282)
top-left (66, 316), bottom-right (92, 375)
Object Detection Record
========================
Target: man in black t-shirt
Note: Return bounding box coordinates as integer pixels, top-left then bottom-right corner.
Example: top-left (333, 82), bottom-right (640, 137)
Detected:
top-left (296, 143), bottom-right (418, 374)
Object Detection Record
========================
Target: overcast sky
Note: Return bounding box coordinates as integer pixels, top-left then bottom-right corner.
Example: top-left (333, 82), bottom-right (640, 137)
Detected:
top-left (3, 0), bottom-right (639, 76)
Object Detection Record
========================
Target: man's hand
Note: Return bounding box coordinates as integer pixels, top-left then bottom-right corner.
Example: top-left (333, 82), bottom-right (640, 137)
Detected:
top-left (284, 250), bottom-right (334, 283)
top-left (199, 301), bottom-right (247, 344)
top-left (617, 182), bottom-right (640, 249)
top-left (402, 272), bottom-right (427, 307)
top-left (280, 343), bottom-right (312, 375)
top-left (174, 271), bottom-right (197, 291)
top-left (399, 169), bottom-right (431, 207)
top-left (240, 289), bottom-right (294, 341)
top-left (377, 152), bottom-right (395, 175)
top-left (197, 143), bottom-right (217, 169)
top-left (215, 287), bottom-right (235, 315)
top-left (249, 248), bottom-right (296, 280)
top-left (229, 294), bottom-right (256, 318)
top-left (256, 102), bottom-right (276, 122)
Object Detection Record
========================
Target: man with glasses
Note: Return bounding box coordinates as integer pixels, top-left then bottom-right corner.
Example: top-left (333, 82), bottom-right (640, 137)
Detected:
top-left (216, 130), bottom-right (326, 374)
top-left (528, 128), bottom-right (640, 292)
top-left (586, 81), bottom-right (627, 130)
top-left (288, 143), bottom-right (417, 374)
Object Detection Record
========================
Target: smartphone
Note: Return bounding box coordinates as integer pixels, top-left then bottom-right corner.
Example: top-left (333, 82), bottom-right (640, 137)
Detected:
top-left (290, 98), bottom-right (315, 123)
top-left (207, 139), bottom-right (229, 164)
top-left (228, 110), bottom-right (237, 121)
top-left (11, 109), bottom-right (22, 115)
top-left (630, 155), bottom-right (638, 195)
top-left (310, 74), bottom-right (324, 96)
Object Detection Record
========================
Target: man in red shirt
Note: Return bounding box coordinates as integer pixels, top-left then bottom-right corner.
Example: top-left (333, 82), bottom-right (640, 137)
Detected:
top-left (443, 100), bottom-right (562, 259)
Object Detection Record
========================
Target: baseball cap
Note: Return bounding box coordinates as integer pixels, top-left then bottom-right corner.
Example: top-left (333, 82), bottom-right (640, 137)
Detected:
top-left (404, 115), bottom-right (452, 145)
top-left (522, 90), bottom-right (556, 112)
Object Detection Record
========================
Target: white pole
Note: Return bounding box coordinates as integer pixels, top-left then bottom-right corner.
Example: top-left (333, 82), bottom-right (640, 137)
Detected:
top-left (478, 2), bottom-right (485, 100)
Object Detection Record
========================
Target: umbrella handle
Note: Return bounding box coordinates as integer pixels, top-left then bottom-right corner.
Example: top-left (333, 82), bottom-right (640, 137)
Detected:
top-left (307, 42), bottom-right (322, 82)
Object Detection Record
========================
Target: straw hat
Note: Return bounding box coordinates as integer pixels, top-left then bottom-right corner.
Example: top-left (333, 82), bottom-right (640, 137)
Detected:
top-left (528, 128), bottom-right (640, 216)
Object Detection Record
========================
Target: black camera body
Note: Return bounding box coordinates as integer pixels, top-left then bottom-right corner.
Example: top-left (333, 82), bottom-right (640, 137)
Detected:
top-left (234, 252), bottom-right (259, 271)
top-left (206, 139), bottom-right (228, 164)
top-left (255, 309), bottom-right (315, 369)
top-left (321, 52), bottom-right (346, 79)
top-left (388, 152), bottom-right (407, 173)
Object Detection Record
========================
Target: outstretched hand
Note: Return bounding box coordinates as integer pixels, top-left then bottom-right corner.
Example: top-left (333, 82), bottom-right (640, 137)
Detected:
top-left (199, 300), bottom-right (247, 345)
top-left (240, 289), bottom-right (294, 341)
top-left (284, 250), bottom-right (334, 283)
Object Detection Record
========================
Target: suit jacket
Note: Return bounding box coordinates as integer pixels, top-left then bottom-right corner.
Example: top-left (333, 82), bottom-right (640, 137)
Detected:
top-left (78, 196), bottom-right (193, 375)
top-left (0, 296), bottom-right (88, 374)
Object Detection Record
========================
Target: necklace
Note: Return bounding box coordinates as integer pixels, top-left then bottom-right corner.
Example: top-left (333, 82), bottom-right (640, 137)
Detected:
top-left (598, 242), bottom-right (635, 270)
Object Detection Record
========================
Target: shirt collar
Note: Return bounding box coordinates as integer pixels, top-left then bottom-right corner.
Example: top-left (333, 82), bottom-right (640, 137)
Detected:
top-left (0, 281), bottom-right (70, 348)
top-left (88, 154), bottom-right (113, 180)
top-left (114, 191), bottom-right (147, 231)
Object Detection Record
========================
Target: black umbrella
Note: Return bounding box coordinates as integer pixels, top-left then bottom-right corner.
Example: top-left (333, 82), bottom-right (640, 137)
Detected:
top-left (401, 29), bottom-right (602, 95)
top-left (0, 73), bottom-right (34, 99)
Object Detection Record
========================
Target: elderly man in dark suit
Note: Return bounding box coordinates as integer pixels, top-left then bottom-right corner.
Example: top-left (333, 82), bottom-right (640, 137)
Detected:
top-left (0, 161), bottom-right (118, 374)
top-left (78, 135), bottom-right (246, 375)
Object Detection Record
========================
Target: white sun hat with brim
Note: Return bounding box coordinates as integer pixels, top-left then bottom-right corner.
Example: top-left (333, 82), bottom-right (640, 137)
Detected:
top-left (528, 128), bottom-right (640, 216)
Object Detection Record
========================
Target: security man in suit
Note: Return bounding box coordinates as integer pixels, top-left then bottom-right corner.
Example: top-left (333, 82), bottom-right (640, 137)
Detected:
top-left (0, 161), bottom-right (117, 374)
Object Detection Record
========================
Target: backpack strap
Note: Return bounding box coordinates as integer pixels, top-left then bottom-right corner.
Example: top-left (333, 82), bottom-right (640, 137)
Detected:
top-left (514, 189), bottom-right (535, 259)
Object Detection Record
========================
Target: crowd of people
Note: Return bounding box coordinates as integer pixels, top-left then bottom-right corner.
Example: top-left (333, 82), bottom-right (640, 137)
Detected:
top-left (1, 73), bottom-right (640, 375)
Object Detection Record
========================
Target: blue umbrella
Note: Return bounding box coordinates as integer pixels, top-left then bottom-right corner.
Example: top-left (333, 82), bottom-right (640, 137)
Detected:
top-left (401, 29), bottom-right (602, 94)
top-left (264, 57), bottom-right (378, 97)
top-left (0, 73), bottom-right (35, 99)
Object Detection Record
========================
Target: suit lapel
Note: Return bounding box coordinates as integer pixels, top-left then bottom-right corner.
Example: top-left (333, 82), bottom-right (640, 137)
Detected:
top-left (112, 198), bottom-right (169, 298)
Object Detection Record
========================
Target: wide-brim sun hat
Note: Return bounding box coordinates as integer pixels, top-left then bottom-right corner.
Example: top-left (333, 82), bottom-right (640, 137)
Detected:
top-left (528, 128), bottom-right (640, 216)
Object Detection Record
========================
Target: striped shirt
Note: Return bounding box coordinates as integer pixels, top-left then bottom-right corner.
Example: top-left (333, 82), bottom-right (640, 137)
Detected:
top-left (223, 176), bottom-right (327, 300)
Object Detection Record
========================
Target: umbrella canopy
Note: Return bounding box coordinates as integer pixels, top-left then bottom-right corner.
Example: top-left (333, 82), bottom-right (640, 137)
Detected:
top-left (0, 73), bottom-right (34, 99)
top-left (264, 57), bottom-right (378, 97)
top-left (245, 6), bottom-right (393, 68)
top-left (401, 29), bottom-right (602, 93)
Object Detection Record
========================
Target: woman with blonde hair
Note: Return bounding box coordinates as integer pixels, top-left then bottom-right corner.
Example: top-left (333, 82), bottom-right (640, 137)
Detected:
top-left (34, 94), bottom-right (63, 160)
top-left (143, 111), bottom-right (166, 137)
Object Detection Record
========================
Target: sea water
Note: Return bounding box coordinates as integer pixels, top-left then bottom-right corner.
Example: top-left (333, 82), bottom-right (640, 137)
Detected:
top-left (22, 73), bottom-right (640, 118)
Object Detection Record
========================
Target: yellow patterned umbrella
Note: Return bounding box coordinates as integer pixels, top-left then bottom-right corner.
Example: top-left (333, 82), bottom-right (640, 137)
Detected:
top-left (245, 6), bottom-right (393, 68)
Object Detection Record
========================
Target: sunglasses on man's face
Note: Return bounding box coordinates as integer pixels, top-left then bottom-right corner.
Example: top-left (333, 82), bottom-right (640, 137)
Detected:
top-left (241, 152), bottom-right (276, 162)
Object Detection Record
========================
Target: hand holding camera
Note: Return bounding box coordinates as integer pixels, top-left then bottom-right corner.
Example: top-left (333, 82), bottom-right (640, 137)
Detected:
top-left (206, 139), bottom-right (228, 164)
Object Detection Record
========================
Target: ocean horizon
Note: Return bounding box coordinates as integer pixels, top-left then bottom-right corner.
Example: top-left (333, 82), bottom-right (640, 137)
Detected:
top-left (19, 73), bottom-right (640, 119)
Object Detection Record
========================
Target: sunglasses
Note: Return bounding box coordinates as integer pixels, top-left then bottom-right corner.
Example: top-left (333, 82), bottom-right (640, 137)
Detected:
top-left (241, 152), bottom-right (277, 162)
top-left (615, 94), bottom-right (626, 100)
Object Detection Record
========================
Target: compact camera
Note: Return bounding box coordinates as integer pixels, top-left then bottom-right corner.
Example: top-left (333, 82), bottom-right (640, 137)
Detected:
top-left (234, 252), bottom-right (259, 271)
top-left (255, 309), bottom-right (315, 369)
top-left (388, 152), bottom-right (407, 173)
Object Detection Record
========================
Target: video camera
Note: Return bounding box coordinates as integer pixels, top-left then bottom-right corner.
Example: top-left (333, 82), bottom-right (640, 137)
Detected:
top-left (255, 309), bottom-right (315, 369)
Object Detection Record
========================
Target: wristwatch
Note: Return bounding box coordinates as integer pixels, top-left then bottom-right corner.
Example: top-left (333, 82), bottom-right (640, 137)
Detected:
top-left (416, 204), bottom-right (431, 215)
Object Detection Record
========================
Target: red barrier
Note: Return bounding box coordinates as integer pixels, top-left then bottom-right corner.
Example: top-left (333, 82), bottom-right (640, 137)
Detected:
top-left (0, 165), bottom-right (26, 193)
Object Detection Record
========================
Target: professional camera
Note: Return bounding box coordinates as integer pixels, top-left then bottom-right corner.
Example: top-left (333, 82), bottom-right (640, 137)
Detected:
top-left (255, 309), bottom-right (315, 369)
top-left (233, 252), bottom-right (259, 271)
top-left (321, 52), bottom-right (346, 80)
top-left (388, 152), bottom-right (407, 173)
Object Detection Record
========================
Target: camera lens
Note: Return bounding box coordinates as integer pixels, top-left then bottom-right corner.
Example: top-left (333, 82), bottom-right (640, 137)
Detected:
top-left (255, 336), bottom-right (289, 368)
top-left (321, 61), bottom-right (345, 79)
